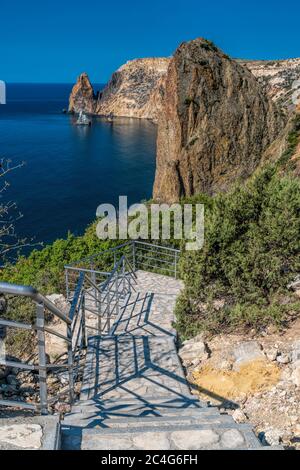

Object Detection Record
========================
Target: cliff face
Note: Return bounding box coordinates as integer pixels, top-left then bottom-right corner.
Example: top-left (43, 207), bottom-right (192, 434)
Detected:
top-left (153, 39), bottom-right (286, 202)
top-left (68, 73), bottom-right (96, 114)
top-left (68, 59), bottom-right (170, 121)
top-left (68, 56), bottom-right (300, 122)
top-left (241, 59), bottom-right (300, 111)
top-left (96, 58), bottom-right (170, 121)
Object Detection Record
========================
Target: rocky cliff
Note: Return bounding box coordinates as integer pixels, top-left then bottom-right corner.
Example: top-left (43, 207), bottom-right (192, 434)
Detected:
top-left (68, 56), bottom-right (300, 119)
top-left (68, 58), bottom-right (170, 121)
top-left (241, 59), bottom-right (300, 111)
top-left (153, 39), bottom-right (286, 202)
top-left (95, 58), bottom-right (170, 121)
top-left (68, 55), bottom-right (300, 123)
top-left (68, 73), bottom-right (96, 114)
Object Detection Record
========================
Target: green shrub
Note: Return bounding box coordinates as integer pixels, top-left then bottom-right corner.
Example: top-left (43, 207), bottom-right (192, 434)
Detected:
top-left (175, 166), bottom-right (300, 339)
top-left (1, 223), bottom-right (121, 293)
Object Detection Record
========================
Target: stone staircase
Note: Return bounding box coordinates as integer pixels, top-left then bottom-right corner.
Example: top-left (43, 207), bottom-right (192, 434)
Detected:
top-left (61, 271), bottom-right (264, 450)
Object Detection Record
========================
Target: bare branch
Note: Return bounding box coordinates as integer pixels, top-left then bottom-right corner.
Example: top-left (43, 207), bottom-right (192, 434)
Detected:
top-left (0, 158), bottom-right (39, 262)
top-left (0, 158), bottom-right (25, 178)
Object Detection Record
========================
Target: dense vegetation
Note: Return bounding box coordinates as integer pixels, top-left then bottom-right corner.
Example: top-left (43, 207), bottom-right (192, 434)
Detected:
top-left (175, 165), bottom-right (300, 338)
top-left (2, 225), bottom-right (121, 294)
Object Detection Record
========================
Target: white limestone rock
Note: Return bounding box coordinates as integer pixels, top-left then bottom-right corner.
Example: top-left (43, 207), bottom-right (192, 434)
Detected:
top-left (290, 361), bottom-right (300, 386)
top-left (263, 428), bottom-right (283, 446)
top-left (221, 429), bottom-right (245, 449)
top-left (46, 294), bottom-right (69, 314)
top-left (265, 347), bottom-right (278, 362)
top-left (276, 353), bottom-right (291, 364)
top-left (133, 432), bottom-right (170, 450)
top-left (287, 275), bottom-right (300, 291)
top-left (232, 409), bottom-right (248, 424)
top-left (171, 429), bottom-right (219, 449)
top-left (233, 341), bottom-right (265, 369)
top-left (291, 340), bottom-right (300, 363)
top-left (178, 339), bottom-right (209, 363)
top-left (0, 424), bottom-right (42, 449)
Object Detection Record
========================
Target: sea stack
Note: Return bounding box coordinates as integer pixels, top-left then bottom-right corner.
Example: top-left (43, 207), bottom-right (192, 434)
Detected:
top-left (68, 72), bottom-right (96, 114)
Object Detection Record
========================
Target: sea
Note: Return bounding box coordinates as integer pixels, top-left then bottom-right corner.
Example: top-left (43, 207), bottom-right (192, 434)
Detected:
top-left (0, 83), bottom-right (157, 249)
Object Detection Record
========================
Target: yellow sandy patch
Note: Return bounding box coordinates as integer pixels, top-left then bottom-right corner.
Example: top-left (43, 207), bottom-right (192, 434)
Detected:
top-left (193, 359), bottom-right (281, 401)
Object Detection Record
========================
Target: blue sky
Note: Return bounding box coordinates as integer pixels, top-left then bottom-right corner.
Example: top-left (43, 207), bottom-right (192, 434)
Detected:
top-left (1, 0), bottom-right (299, 83)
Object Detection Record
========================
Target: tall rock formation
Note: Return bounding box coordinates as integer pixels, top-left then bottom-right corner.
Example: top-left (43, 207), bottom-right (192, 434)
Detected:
top-left (96, 58), bottom-right (170, 121)
top-left (153, 38), bottom-right (286, 202)
top-left (68, 73), bottom-right (96, 114)
top-left (69, 73), bottom-right (97, 114)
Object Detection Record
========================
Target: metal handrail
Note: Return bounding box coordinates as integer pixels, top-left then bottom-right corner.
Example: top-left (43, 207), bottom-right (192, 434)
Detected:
top-left (0, 277), bottom-right (84, 414)
top-left (89, 254), bottom-right (137, 333)
top-left (134, 240), bottom-right (180, 253)
top-left (0, 282), bottom-right (71, 325)
top-left (65, 241), bottom-right (181, 280)
top-left (101, 254), bottom-right (135, 291)
top-left (65, 241), bottom-right (133, 268)
top-left (0, 242), bottom-right (180, 415)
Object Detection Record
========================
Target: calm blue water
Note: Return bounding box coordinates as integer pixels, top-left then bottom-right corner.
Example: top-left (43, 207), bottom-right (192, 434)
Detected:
top-left (0, 84), bottom-right (157, 248)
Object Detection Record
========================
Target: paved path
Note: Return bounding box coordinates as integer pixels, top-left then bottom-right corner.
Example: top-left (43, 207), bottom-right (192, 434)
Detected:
top-left (61, 271), bottom-right (263, 450)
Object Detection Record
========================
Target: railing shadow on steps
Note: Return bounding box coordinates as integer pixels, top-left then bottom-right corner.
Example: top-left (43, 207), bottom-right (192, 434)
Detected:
top-left (0, 242), bottom-right (180, 415)
top-left (0, 254), bottom-right (137, 415)
top-left (79, 334), bottom-right (239, 416)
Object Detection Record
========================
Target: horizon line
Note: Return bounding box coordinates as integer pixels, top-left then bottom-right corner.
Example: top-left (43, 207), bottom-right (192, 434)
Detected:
top-left (5, 82), bottom-right (105, 85)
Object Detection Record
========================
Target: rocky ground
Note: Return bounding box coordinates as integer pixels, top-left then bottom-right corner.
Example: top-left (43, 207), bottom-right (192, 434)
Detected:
top-left (179, 320), bottom-right (300, 449)
top-left (0, 356), bottom-right (84, 417)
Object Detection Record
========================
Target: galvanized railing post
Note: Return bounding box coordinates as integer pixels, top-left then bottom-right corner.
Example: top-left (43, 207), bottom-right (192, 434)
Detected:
top-left (97, 292), bottom-right (102, 334)
top-left (122, 257), bottom-right (126, 294)
top-left (106, 289), bottom-right (110, 333)
top-left (174, 252), bottom-right (177, 279)
top-left (91, 268), bottom-right (97, 309)
top-left (81, 292), bottom-right (87, 348)
top-left (67, 321), bottom-right (74, 404)
top-left (132, 242), bottom-right (136, 271)
top-left (65, 269), bottom-right (70, 301)
top-left (116, 285), bottom-right (120, 319)
top-left (36, 302), bottom-right (48, 415)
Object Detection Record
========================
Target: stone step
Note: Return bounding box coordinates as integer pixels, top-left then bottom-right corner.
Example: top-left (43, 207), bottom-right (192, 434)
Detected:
top-left (61, 416), bottom-right (242, 450)
top-left (70, 395), bottom-right (210, 417)
top-left (75, 422), bottom-right (262, 450)
top-left (69, 406), bottom-right (214, 419)
top-left (75, 393), bottom-right (204, 407)
top-left (63, 409), bottom-right (233, 429)
top-left (80, 334), bottom-right (191, 402)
